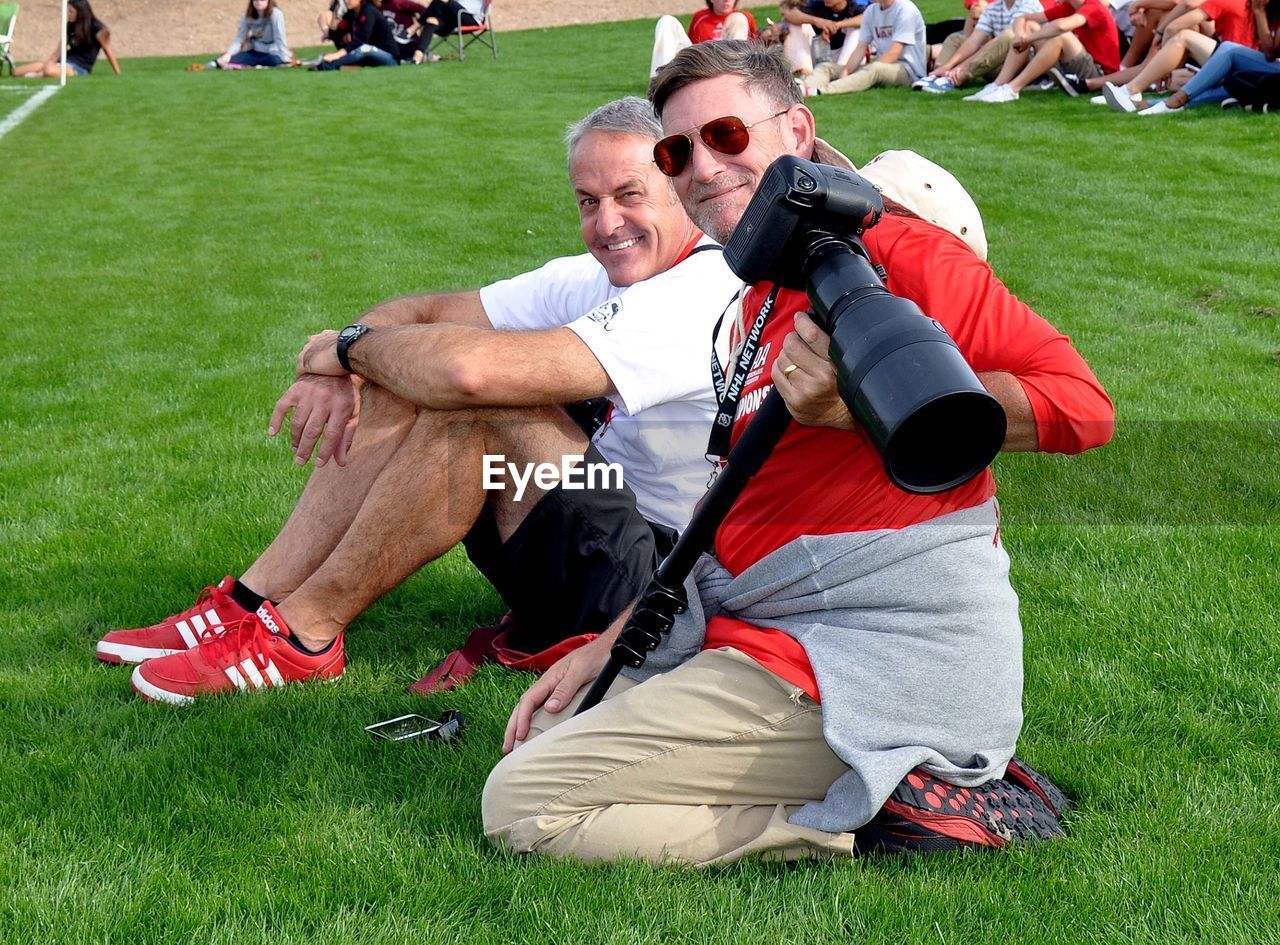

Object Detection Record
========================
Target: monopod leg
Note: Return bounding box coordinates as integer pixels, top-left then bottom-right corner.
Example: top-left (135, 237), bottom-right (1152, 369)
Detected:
top-left (576, 390), bottom-right (793, 714)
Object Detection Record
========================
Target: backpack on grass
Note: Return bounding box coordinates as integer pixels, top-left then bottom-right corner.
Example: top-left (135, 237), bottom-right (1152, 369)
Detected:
top-left (1223, 70), bottom-right (1280, 112)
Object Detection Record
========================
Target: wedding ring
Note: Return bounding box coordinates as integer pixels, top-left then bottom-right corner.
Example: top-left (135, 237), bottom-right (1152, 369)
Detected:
top-left (782, 363), bottom-right (799, 378)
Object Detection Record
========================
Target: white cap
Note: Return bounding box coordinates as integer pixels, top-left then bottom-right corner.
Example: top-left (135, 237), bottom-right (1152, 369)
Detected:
top-left (857, 149), bottom-right (988, 261)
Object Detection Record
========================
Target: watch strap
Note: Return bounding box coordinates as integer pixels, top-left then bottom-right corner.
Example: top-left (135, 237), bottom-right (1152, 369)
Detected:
top-left (336, 323), bottom-right (372, 373)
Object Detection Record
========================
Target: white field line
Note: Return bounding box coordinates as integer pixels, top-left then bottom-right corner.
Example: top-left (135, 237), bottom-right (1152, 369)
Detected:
top-left (0, 85), bottom-right (59, 143)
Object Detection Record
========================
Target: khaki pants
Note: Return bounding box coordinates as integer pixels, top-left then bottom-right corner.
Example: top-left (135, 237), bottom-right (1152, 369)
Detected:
top-left (809, 59), bottom-right (913, 95)
top-left (482, 647), bottom-right (856, 866)
top-left (937, 28), bottom-right (1014, 82)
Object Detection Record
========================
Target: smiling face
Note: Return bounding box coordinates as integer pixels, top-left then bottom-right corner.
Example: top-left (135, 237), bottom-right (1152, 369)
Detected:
top-left (658, 75), bottom-right (814, 244)
top-left (569, 131), bottom-right (698, 288)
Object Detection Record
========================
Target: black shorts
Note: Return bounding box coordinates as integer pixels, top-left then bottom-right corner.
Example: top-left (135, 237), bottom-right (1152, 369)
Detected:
top-left (462, 444), bottom-right (677, 654)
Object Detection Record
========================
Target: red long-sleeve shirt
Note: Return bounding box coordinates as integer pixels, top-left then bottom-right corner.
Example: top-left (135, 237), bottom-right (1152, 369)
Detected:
top-left (704, 212), bottom-right (1115, 696)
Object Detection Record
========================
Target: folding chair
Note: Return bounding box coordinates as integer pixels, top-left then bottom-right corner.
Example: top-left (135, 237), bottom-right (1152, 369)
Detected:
top-left (430, 0), bottom-right (496, 62)
top-left (0, 3), bottom-right (18, 77)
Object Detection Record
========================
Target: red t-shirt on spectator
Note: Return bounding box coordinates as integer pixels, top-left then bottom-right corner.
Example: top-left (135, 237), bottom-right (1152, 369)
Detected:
top-left (1044, 0), bottom-right (1121, 72)
top-left (701, 213), bottom-right (1115, 700)
top-left (688, 6), bottom-right (758, 43)
top-left (1200, 0), bottom-right (1259, 48)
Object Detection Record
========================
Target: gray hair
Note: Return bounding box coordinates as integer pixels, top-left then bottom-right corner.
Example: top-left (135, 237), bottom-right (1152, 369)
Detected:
top-left (565, 96), bottom-right (663, 163)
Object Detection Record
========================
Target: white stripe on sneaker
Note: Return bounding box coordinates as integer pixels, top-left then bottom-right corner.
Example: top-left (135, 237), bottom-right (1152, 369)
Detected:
top-left (240, 659), bottom-right (266, 689)
top-left (263, 660), bottom-right (285, 686)
top-left (224, 665), bottom-right (248, 690)
top-left (131, 666), bottom-right (195, 706)
top-left (205, 607), bottom-right (222, 626)
top-left (97, 641), bottom-right (183, 664)
top-left (190, 614), bottom-right (208, 634)
top-left (176, 619), bottom-right (198, 648)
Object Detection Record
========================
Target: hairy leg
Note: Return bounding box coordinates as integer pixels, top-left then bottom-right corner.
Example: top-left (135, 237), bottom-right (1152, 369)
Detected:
top-left (242, 383), bottom-right (419, 600)
top-left (278, 404), bottom-right (591, 649)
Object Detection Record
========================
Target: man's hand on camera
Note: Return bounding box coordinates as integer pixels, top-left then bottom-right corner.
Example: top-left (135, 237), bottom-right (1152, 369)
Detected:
top-left (296, 329), bottom-right (346, 377)
top-left (771, 311), bottom-right (855, 430)
top-left (268, 374), bottom-right (363, 467)
top-left (502, 629), bottom-right (617, 754)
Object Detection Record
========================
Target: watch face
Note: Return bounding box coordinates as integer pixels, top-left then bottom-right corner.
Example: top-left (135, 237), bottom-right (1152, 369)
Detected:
top-left (339, 325), bottom-right (364, 343)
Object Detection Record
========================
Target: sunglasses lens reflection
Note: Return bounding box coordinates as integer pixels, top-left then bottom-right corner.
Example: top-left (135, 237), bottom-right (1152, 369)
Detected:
top-left (654, 117), bottom-right (752, 177)
top-left (654, 135), bottom-right (691, 176)
top-left (702, 117), bottom-right (750, 156)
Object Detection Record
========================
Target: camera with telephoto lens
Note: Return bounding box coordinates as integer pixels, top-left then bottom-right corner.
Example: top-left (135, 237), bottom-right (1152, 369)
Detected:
top-left (722, 155), bottom-right (1007, 494)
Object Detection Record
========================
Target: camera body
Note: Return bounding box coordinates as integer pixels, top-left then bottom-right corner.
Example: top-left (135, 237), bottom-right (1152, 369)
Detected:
top-left (723, 156), bottom-right (1007, 494)
top-left (723, 155), bottom-right (882, 289)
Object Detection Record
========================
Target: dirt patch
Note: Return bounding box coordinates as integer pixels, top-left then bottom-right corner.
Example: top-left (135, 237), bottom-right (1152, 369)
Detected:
top-left (10, 0), bottom-right (704, 62)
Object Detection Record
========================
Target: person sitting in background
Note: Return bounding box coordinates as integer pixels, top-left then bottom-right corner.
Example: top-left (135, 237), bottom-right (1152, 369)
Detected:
top-left (1127, 0), bottom-right (1279, 110)
top-left (216, 0), bottom-right (291, 69)
top-left (653, 1), bottom-right (758, 76)
top-left (804, 0), bottom-right (927, 94)
top-left (319, 0), bottom-right (349, 45)
top-left (925, 0), bottom-right (988, 50)
top-left (314, 0), bottom-right (404, 68)
top-left (15, 0), bottom-right (120, 78)
top-left (966, 0), bottom-right (1120, 101)
top-left (781, 0), bottom-right (867, 77)
top-left (405, 0), bottom-right (485, 63)
top-left (1101, 0), bottom-right (1258, 109)
top-left (916, 0), bottom-right (1040, 92)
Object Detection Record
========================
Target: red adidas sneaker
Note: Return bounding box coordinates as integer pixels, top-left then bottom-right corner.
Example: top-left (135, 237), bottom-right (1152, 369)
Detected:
top-left (96, 576), bottom-right (249, 665)
top-left (854, 767), bottom-right (1065, 856)
top-left (130, 602), bottom-right (344, 706)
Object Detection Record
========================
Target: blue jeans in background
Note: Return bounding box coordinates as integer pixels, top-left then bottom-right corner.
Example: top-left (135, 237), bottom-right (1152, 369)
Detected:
top-left (229, 50), bottom-right (284, 67)
top-left (316, 45), bottom-right (399, 70)
top-left (1181, 42), bottom-right (1280, 107)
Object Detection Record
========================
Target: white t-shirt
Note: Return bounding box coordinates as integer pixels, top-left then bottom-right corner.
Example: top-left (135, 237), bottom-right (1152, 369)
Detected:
top-left (858, 0), bottom-right (927, 80)
top-left (480, 239), bottom-right (743, 533)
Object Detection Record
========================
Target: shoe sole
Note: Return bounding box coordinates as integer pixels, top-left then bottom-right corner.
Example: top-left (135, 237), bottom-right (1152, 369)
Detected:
top-left (1103, 84), bottom-right (1136, 113)
top-left (97, 641), bottom-right (183, 665)
top-left (130, 665), bottom-right (345, 706)
top-left (131, 666), bottom-right (196, 706)
top-left (1048, 68), bottom-right (1079, 97)
top-left (856, 770), bottom-right (1063, 855)
top-left (1004, 756), bottom-right (1074, 819)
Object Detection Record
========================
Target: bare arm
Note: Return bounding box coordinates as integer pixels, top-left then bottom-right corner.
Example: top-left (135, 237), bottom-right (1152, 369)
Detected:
top-left (357, 289), bottom-right (491, 330)
top-left (272, 290), bottom-right (490, 466)
top-left (1018, 13), bottom-right (1086, 49)
top-left (97, 29), bottom-right (122, 74)
top-left (298, 323), bottom-right (615, 411)
top-left (871, 40), bottom-right (905, 65)
top-left (838, 41), bottom-right (869, 75)
top-left (934, 28), bottom-right (992, 75)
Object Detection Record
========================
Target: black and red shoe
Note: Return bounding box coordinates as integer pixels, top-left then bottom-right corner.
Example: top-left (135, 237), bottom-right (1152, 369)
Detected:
top-left (1004, 755), bottom-right (1074, 819)
top-left (855, 767), bottom-right (1064, 855)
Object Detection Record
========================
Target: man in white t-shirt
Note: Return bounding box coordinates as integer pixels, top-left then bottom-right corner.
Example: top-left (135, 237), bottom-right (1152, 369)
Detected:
top-left (805, 0), bottom-right (928, 94)
top-left (101, 97), bottom-right (746, 706)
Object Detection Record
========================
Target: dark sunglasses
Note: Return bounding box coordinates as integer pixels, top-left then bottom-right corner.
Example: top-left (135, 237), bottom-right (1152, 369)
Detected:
top-left (653, 109), bottom-right (792, 177)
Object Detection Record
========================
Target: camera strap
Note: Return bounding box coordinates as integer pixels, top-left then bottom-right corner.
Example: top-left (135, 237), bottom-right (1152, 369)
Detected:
top-left (707, 284), bottom-right (780, 463)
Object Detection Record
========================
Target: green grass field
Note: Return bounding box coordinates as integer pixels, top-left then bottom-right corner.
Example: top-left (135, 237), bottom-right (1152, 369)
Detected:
top-left (3, 5), bottom-right (1279, 942)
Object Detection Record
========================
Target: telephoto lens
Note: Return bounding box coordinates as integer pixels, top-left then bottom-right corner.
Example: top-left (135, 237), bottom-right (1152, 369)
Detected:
top-left (723, 156), bottom-right (1006, 493)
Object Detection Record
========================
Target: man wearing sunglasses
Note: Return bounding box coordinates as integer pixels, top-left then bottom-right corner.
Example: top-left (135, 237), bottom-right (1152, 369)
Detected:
top-left (485, 42), bottom-right (1114, 864)
top-left (101, 97), bottom-right (747, 706)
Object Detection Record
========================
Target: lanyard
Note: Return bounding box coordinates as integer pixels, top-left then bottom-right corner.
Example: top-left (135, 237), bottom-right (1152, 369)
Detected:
top-left (707, 285), bottom-right (780, 462)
